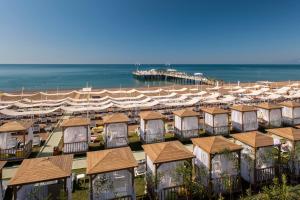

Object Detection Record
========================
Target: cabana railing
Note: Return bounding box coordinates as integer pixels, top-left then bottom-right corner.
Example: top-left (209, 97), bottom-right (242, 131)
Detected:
top-left (105, 137), bottom-right (128, 148)
top-left (63, 141), bottom-right (88, 154)
top-left (108, 195), bottom-right (133, 200)
top-left (282, 117), bottom-right (300, 126)
top-left (255, 166), bottom-right (275, 184)
top-left (140, 132), bottom-right (164, 144)
top-left (174, 128), bottom-right (199, 140)
top-left (158, 185), bottom-right (189, 200)
top-left (204, 125), bottom-right (229, 135)
top-left (0, 140), bottom-right (32, 161)
top-left (212, 175), bottom-right (241, 194)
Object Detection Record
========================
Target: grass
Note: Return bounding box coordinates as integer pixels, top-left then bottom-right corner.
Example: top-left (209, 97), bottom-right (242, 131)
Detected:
top-left (135, 176), bottom-right (146, 196)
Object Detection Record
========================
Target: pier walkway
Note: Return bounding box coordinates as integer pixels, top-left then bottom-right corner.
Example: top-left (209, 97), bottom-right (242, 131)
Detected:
top-left (133, 69), bottom-right (218, 85)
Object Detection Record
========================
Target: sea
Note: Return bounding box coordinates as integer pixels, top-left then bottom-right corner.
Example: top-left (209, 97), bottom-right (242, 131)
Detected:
top-left (0, 64), bottom-right (300, 92)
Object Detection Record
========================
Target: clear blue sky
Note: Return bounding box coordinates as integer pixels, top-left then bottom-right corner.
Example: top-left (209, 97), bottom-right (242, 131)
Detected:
top-left (0, 0), bottom-right (300, 64)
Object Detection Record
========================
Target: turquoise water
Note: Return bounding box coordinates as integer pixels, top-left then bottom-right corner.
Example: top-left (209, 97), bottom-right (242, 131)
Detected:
top-left (0, 64), bottom-right (300, 91)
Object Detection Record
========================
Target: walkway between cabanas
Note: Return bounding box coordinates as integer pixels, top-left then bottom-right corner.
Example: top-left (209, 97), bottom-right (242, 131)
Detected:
top-left (37, 115), bottom-right (69, 157)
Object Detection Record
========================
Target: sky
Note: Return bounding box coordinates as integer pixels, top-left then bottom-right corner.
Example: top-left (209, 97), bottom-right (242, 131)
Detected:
top-left (0, 0), bottom-right (300, 64)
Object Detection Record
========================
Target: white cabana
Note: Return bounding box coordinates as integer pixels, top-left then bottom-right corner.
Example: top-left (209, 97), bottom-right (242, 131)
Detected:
top-left (9, 155), bottom-right (73, 200)
top-left (280, 101), bottom-right (300, 126)
top-left (256, 103), bottom-right (282, 128)
top-left (173, 108), bottom-right (199, 141)
top-left (102, 113), bottom-right (129, 148)
top-left (201, 107), bottom-right (229, 136)
top-left (139, 111), bottom-right (165, 144)
top-left (0, 120), bottom-right (34, 161)
top-left (268, 128), bottom-right (300, 179)
top-left (86, 147), bottom-right (137, 200)
top-left (143, 141), bottom-right (194, 200)
top-left (192, 136), bottom-right (242, 194)
top-left (61, 117), bottom-right (90, 154)
top-left (231, 105), bottom-right (258, 132)
top-left (231, 131), bottom-right (280, 185)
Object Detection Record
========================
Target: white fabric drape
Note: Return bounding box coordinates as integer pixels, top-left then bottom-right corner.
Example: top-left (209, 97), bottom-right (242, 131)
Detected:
top-left (211, 153), bottom-right (238, 178)
top-left (145, 120), bottom-right (164, 137)
top-left (231, 110), bottom-right (242, 131)
top-left (92, 170), bottom-right (133, 200)
top-left (105, 123), bottom-right (127, 148)
top-left (182, 117), bottom-right (198, 130)
top-left (157, 161), bottom-right (184, 191)
top-left (174, 116), bottom-right (182, 130)
top-left (64, 126), bottom-right (87, 143)
top-left (243, 111), bottom-right (258, 131)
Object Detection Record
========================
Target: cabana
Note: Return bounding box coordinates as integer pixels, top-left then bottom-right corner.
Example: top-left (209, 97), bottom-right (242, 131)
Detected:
top-left (0, 161), bottom-right (6, 199)
top-left (267, 127), bottom-right (300, 179)
top-left (86, 147), bottom-right (138, 200)
top-left (231, 105), bottom-right (258, 132)
top-left (9, 155), bottom-right (73, 200)
top-left (192, 136), bottom-right (242, 195)
top-left (173, 108), bottom-right (199, 141)
top-left (201, 107), bottom-right (230, 136)
top-left (102, 113), bottom-right (129, 148)
top-left (256, 103), bottom-right (282, 128)
top-left (0, 120), bottom-right (34, 161)
top-left (280, 101), bottom-right (300, 126)
top-left (231, 131), bottom-right (280, 186)
top-left (143, 141), bottom-right (194, 199)
top-left (61, 117), bottom-right (90, 154)
top-left (139, 111), bottom-right (165, 144)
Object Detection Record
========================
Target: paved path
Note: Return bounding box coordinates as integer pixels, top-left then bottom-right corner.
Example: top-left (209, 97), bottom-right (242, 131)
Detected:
top-left (37, 116), bottom-right (69, 157)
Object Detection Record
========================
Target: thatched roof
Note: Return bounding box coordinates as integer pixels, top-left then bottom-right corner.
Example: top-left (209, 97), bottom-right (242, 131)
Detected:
top-left (61, 117), bottom-right (90, 127)
top-left (256, 102), bottom-right (282, 110)
top-left (142, 141), bottom-right (194, 164)
top-left (268, 127), bottom-right (300, 141)
top-left (139, 111), bottom-right (165, 120)
top-left (102, 113), bottom-right (129, 124)
top-left (201, 107), bottom-right (229, 115)
top-left (231, 131), bottom-right (274, 148)
top-left (173, 108), bottom-right (199, 117)
top-left (192, 136), bottom-right (242, 154)
top-left (9, 155), bottom-right (73, 186)
top-left (86, 147), bottom-right (137, 175)
top-left (0, 120), bottom-right (34, 133)
top-left (280, 101), bottom-right (300, 108)
top-left (231, 105), bottom-right (257, 112)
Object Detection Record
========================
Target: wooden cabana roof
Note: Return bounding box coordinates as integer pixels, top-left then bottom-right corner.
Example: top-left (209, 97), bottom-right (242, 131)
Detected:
top-left (173, 108), bottom-right (199, 117)
top-left (192, 136), bottom-right (242, 154)
top-left (86, 147), bottom-right (138, 175)
top-left (256, 102), bottom-right (282, 110)
top-left (201, 107), bottom-right (229, 115)
top-left (231, 131), bottom-right (274, 148)
top-left (231, 105), bottom-right (257, 112)
top-left (61, 117), bottom-right (90, 127)
top-left (142, 141), bottom-right (194, 164)
top-left (0, 120), bottom-right (34, 133)
top-left (0, 161), bottom-right (7, 170)
top-left (280, 101), bottom-right (300, 108)
top-left (9, 155), bottom-right (73, 186)
top-left (102, 113), bottom-right (129, 124)
top-left (139, 111), bottom-right (165, 120)
top-left (267, 127), bottom-right (300, 141)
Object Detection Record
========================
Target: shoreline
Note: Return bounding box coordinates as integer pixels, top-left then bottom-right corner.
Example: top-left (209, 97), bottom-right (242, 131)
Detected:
top-left (1, 80), bottom-right (299, 95)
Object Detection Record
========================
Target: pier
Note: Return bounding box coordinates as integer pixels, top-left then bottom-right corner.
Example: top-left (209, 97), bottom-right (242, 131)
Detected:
top-left (132, 69), bottom-right (219, 85)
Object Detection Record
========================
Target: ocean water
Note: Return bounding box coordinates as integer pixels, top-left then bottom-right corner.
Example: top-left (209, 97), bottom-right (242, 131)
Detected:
top-left (0, 64), bottom-right (300, 92)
